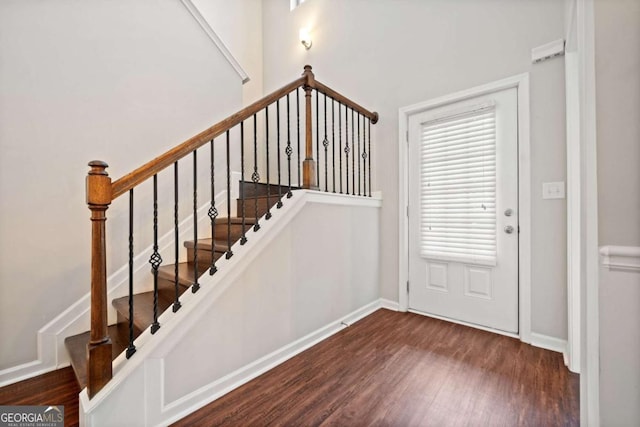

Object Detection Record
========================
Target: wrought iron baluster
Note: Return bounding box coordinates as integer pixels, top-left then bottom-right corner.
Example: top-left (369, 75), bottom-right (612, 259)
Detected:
top-left (357, 112), bottom-right (361, 196)
top-left (345, 106), bottom-right (350, 195)
top-left (276, 99), bottom-right (283, 208)
top-left (339, 102), bottom-right (343, 194)
top-left (265, 106), bottom-right (272, 220)
top-left (252, 114), bottom-right (260, 232)
top-left (286, 93), bottom-right (293, 198)
top-left (209, 140), bottom-right (218, 274)
top-left (192, 151), bottom-right (200, 293)
top-left (316, 90), bottom-right (320, 187)
top-left (368, 118), bottom-right (372, 197)
top-left (362, 117), bottom-right (368, 198)
top-left (126, 189), bottom-right (136, 358)
top-left (149, 175), bottom-right (161, 334)
top-left (240, 122), bottom-right (247, 245)
top-left (172, 161), bottom-right (181, 313)
top-left (332, 98), bottom-right (336, 193)
top-left (297, 88), bottom-right (301, 188)
top-left (323, 93), bottom-right (329, 192)
top-left (226, 130), bottom-right (233, 260)
top-left (352, 109), bottom-right (355, 195)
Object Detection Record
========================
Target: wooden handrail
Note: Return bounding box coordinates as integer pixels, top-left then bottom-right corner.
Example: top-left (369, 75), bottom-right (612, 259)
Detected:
top-left (111, 76), bottom-right (307, 199)
top-left (313, 80), bottom-right (378, 124)
top-left (111, 65), bottom-right (379, 199)
top-left (85, 65), bottom-right (378, 399)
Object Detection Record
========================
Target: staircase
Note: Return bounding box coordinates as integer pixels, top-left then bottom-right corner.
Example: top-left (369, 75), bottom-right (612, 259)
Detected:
top-left (65, 182), bottom-right (289, 389)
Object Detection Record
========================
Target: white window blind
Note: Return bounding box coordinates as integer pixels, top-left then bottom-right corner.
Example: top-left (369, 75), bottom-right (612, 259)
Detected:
top-left (420, 105), bottom-right (497, 266)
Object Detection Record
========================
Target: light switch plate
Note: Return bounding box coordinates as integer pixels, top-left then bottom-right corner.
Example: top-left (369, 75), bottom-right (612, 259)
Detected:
top-left (542, 181), bottom-right (566, 199)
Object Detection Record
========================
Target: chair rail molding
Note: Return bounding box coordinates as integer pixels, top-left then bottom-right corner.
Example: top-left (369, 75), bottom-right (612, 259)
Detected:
top-left (600, 246), bottom-right (640, 272)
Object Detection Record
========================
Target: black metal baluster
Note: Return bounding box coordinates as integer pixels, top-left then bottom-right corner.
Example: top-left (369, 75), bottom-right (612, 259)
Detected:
top-left (126, 189), bottom-right (136, 358)
top-left (332, 98), bottom-right (336, 193)
top-left (368, 118), bottom-right (372, 197)
top-left (362, 117), bottom-right (368, 198)
top-left (192, 151), bottom-right (200, 293)
top-left (297, 88), bottom-right (301, 188)
top-left (345, 106), bottom-right (350, 195)
top-left (352, 109), bottom-right (355, 195)
top-left (276, 99), bottom-right (283, 208)
top-left (240, 122), bottom-right (248, 244)
top-left (286, 93), bottom-right (293, 198)
top-left (339, 102), bottom-right (343, 194)
top-left (265, 106), bottom-right (272, 220)
top-left (226, 130), bottom-right (233, 260)
top-left (323, 93), bottom-right (329, 192)
top-left (149, 175), bottom-right (161, 334)
top-left (208, 139), bottom-right (218, 274)
top-left (172, 161), bottom-right (181, 313)
top-left (252, 114), bottom-right (260, 231)
top-left (357, 112), bottom-right (361, 196)
top-left (316, 90), bottom-right (320, 187)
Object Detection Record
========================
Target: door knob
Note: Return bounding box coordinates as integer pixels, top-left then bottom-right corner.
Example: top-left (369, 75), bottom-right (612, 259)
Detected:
top-left (504, 208), bottom-right (513, 217)
top-left (504, 225), bottom-right (514, 234)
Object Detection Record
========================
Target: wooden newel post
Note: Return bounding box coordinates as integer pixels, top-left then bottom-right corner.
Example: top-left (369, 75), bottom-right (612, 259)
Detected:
top-left (86, 160), bottom-right (113, 399)
top-left (302, 65), bottom-right (318, 189)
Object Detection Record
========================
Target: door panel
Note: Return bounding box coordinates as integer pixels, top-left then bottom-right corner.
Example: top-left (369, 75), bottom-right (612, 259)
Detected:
top-left (408, 87), bottom-right (518, 333)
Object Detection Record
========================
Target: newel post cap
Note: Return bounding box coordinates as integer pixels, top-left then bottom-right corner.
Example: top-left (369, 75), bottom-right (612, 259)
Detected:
top-left (86, 160), bottom-right (112, 206)
top-left (88, 160), bottom-right (109, 175)
top-left (302, 65), bottom-right (315, 87)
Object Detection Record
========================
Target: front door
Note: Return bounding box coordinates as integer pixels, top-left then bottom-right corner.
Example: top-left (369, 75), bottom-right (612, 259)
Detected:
top-left (408, 87), bottom-right (519, 333)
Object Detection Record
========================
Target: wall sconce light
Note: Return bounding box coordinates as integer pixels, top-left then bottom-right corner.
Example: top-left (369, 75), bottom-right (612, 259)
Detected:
top-left (299, 28), bottom-right (312, 50)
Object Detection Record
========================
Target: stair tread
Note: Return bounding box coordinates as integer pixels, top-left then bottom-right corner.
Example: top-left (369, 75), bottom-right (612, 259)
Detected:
top-left (215, 217), bottom-right (257, 225)
top-left (157, 262), bottom-right (209, 286)
top-left (64, 324), bottom-right (129, 389)
top-left (184, 238), bottom-right (232, 252)
top-left (112, 290), bottom-right (177, 333)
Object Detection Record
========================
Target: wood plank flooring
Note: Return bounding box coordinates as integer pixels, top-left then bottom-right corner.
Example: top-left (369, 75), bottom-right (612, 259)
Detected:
top-left (0, 309), bottom-right (579, 427)
top-left (0, 366), bottom-right (80, 427)
top-left (173, 309), bottom-right (579, 426)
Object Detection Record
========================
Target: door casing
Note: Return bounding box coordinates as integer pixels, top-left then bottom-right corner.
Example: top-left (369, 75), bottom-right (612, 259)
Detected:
top-left (398, 73), bottom-right (532, 343)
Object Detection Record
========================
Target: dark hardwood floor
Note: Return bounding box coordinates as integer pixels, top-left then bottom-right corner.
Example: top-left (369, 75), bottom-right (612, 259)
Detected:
top-left (0, 366), bottom-right (80, 427)
top-left (0, 309), bottom-right (579, 427)
top-left (173, 309), bottom-right (579, 426)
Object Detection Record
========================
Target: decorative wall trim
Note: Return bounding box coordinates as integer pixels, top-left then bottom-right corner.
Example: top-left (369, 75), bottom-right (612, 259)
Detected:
top-left (380, 299), bottom-right (400, 311)
top-left (531, 332), bottom-right (569, 357)
top-left (180, 0), bottom-right (250, 84)
top-left (600, 246), bottom-right (640, 272)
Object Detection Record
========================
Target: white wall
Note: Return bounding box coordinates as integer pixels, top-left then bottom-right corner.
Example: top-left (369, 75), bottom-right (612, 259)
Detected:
top-left (595, 0), bottom-right (640, 247)
top-left (0, 0), bottom-right (243, 373)
top-left (594, 0), bottom-right (640, 424)
top-left (262, 0), bottom-right (568, 339)
top-left (80, 191), bottom-right (381, 426)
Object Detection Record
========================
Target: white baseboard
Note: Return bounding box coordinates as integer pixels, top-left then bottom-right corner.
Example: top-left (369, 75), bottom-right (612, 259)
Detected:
top-left (158, 298), bottom-right (386, 426)
top-left (380, 298), bottom-right (400, 311)
top-left (530, 332), bottom-right (568, 358)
